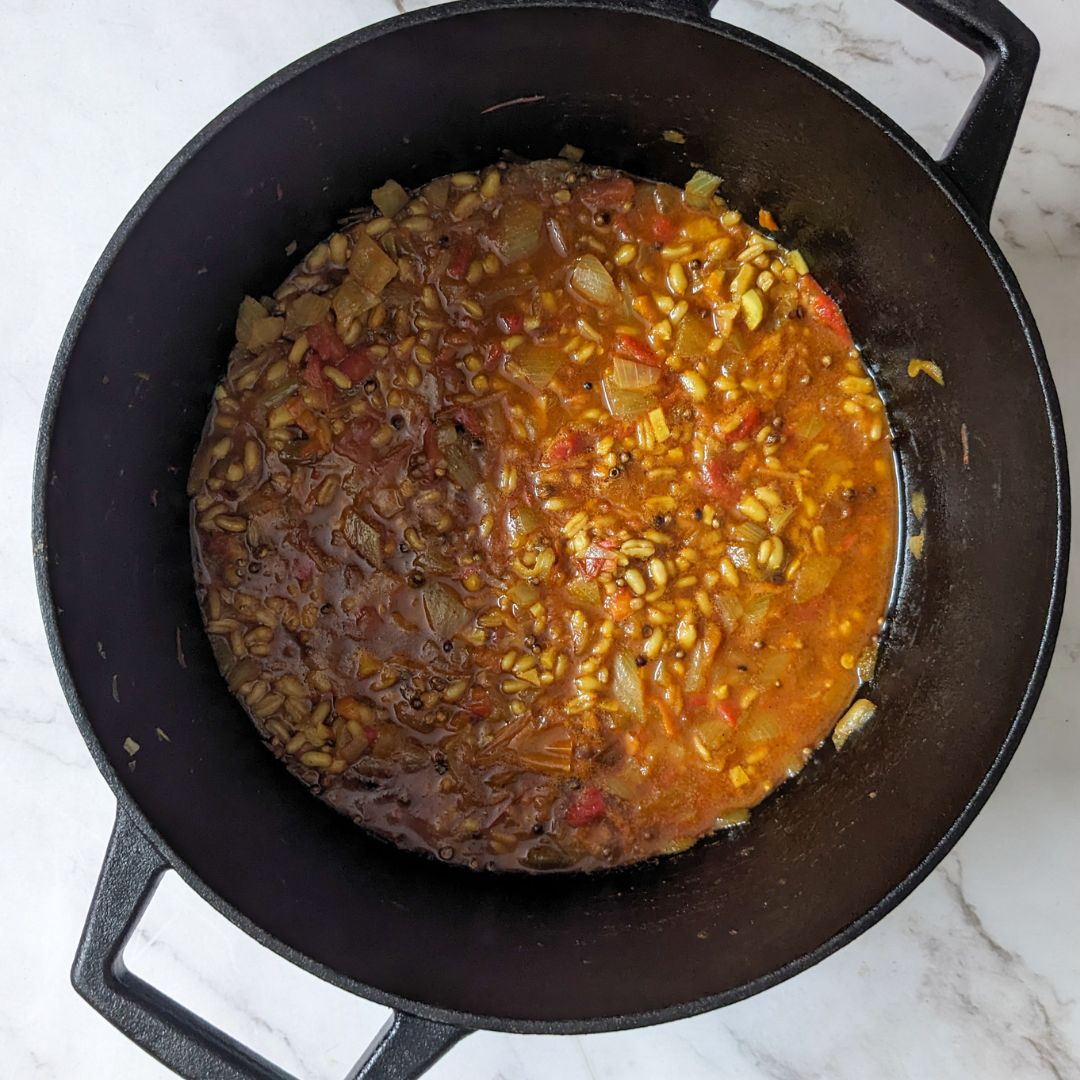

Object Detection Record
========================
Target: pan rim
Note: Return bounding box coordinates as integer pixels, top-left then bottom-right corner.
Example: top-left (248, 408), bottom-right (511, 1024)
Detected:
top-left (32, 0), bottom-right (1070, 1035)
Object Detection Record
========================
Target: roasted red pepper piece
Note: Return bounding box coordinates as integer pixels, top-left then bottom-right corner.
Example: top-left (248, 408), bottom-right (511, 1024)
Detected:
top-left (566, 787), bottom-right (605, 827)
top-left (798, 275), bottom-right (853, 346)
top-left (614, 333), bottom-right (662, 368)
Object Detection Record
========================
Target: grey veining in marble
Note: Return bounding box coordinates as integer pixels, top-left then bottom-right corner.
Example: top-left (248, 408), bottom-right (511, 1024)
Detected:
top-left (0, 1), bottom-right (1077, 1077)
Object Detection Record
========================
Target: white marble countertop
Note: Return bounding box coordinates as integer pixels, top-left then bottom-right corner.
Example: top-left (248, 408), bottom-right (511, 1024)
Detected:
top-left (2, 1), bottom-right (1077, 1076)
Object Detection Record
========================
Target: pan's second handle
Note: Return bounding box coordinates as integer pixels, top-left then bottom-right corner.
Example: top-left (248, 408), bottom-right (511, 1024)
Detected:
top-left (896, 0), bottom-right (1040, 220)
top-left (72, 808), bottom-right (469, 1079)
top-left (668, 0), bottom-right (1037, 219)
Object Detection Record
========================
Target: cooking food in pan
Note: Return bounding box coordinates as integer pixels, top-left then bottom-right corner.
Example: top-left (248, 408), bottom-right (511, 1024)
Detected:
top-left (190, 159), bottom-right (896, 871)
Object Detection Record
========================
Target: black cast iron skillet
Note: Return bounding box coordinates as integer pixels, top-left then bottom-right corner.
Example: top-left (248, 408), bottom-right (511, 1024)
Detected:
top-left (34, 0), bottom-right (1068, 1076)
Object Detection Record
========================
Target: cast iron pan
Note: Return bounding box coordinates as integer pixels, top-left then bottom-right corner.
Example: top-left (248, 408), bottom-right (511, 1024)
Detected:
top-left (34, 1), bottom-right (1068, 1077)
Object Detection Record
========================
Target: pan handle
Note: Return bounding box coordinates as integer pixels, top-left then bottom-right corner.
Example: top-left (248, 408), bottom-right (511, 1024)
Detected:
top-left (888, 0), bottom-right (1039, 220)
top-left (658, 0), bottom-right (1036, 220)
top-left (73, 809), bottom-right (468, 1079)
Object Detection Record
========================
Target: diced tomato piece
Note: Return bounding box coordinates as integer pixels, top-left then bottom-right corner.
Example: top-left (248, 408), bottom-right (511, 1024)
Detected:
top-left (718, 699), bottom-right (741, 728)
top-left (645, 212), bottom-right (678, 244)
top-left (607, 587), bottom-right (633, 622)
top-left (497, 310), bottom-right (524, 335)
top-left (336, 414), bottom-right (379, 463)
top-left (338, 346), bottom-right (373, 384)
top-left (293, 554), bottom-right (315, 582)
top-left (614, 334), bottom-right (662, 368)
top-left (612, 213), bottom-right (632, 242)
top-left (566, 787), bottom-right (605, 827)
top-left (726, 405), bottom-right (762, 444)
top-left (464, 686), bottom-right (492, 718)
top-left (485, 342), bottom-right (506, 369)
top-left (578, 540), bottom-right (619, 580)
top-left (579, 176), bottom-right (635, 212)
top-left (447, 239), bottom-right (474, 280)
top-left (798, 275), bottom-right (853, 346)
top-left (543, 426), bottom-right (593, 464)
top-left (700, 456), bottom-right (739, 503)
top-left (305, 319), bottom-right (348, 363)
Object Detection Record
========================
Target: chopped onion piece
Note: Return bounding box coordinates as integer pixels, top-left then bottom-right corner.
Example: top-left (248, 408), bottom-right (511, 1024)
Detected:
top-left (741, 709), bottom-right (784, 743)
top-left (603, 378), bottom-right (653, 420)
top-left (422, 582), bottom-right (470, 641)
top-left (371, 179), bottom-right (409, 218)
top-left (235, 296), bottom-right (283, 350)
top-left (494, 200), bottom-right (544, 263)
top-left (832, 698), bottom-right (877, 750)
top-left (341, 508), bottom-right (383, 568)
top-left (567, 578), bottom-right (602, 606)
top-left (512, 344), bottom-right (564, 388)
top-left (348, 233), bottom-right (399, 294)
top-left (673, 313), bottom-right (711, 360)
top-left (612, 649), bottom-right (646, 722)
top-left (792, 554), bottom-right (841, 603)
top-left (685, 169), bottom-right (722, 208)
top-left (612, 354), bottom-right (660, 391)
top-left (570, 254), bottom-right (619, 306)
top-left (508, 582), bottom-right (539, 607)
